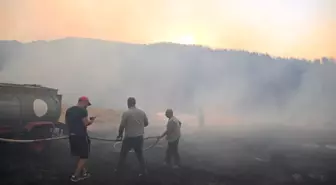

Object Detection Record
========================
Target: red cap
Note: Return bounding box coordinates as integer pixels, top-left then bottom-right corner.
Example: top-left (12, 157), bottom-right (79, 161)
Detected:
top-left (78, 96), bottom-right (91, 106)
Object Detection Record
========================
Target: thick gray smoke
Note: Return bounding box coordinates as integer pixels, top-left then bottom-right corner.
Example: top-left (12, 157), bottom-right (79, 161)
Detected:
top-left (1, 38), bottom-right (336, 128)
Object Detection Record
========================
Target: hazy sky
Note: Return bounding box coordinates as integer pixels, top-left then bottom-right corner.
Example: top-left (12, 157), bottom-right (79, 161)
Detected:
top-left (1, 0), bottom-right (335, 59)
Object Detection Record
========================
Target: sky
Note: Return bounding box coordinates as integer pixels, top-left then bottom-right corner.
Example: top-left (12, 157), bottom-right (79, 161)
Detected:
top-left (1, 0), bottom-right (335, 59)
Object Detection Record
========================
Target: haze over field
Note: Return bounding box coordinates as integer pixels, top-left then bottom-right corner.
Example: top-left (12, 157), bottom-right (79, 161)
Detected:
top-left (0, 38), bottom-right (335, 128)
top-left (1, 2), bottom-right (336, 184)
top-left (1, 0), bottom-right (336, 136)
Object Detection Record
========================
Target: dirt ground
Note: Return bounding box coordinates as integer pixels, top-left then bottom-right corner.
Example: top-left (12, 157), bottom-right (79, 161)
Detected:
top-left (1, 125), bottom-right (336, 185)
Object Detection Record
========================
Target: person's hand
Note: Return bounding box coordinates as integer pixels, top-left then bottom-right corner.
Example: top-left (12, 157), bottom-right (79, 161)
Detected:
top-left (116, 135), bottom-right (123, 141)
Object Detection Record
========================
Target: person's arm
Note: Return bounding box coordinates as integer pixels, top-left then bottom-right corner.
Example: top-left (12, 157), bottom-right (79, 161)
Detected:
top-left (82, 109), bottom-right (94, 127)
top-left (118, 113), bottom-right (127, 138)
top-left (160, 120), bottom-right (174, 138)
top-left (144, 113), bottom-right (149, 127)
top-left (64, 109), bottom-right (69, 124)
top-left (160, 130), bottom-right (167, 139)
top-left (83, 117), bottom-right (94, 127)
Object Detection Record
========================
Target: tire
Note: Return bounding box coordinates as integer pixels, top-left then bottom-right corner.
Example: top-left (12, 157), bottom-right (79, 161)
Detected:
top-left (26, 125), bottom-right (54, 155)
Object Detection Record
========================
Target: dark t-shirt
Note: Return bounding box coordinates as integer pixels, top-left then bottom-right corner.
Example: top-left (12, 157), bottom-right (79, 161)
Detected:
top-left (65, 106), bottom-right (88, 136)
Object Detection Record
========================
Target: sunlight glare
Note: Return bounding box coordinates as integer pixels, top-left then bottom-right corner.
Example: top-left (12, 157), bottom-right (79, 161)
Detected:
top-left (173, 35), bottom-right (196, 45)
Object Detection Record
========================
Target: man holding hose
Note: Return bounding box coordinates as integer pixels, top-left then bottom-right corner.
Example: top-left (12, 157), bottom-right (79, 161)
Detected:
top-left (116, 97), bottom-right (149, 176)
top-left (159, 109), bottom-right (182, 168)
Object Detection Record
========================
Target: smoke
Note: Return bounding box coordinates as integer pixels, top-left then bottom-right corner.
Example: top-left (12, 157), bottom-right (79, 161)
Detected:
top-left (1, 38), bottom-right (336, 129)
top-left (2, 38), bottom-right (336, 182)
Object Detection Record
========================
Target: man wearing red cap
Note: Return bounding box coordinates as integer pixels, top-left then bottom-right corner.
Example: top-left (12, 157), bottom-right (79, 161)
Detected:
top-left (65, 96), bottom-right (95, 182)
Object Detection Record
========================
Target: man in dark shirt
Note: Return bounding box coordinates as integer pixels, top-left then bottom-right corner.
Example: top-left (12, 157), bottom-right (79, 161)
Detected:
top-left (65, 96), bottom-right (95, 182)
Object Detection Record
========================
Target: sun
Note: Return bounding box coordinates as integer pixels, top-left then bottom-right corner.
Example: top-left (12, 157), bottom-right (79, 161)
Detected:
top-left (173, 35), bottom-right (196, 45)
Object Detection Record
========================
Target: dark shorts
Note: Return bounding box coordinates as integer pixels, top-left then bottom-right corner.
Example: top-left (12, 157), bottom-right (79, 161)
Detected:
top-left (69, 135), bottom-right (91, 159)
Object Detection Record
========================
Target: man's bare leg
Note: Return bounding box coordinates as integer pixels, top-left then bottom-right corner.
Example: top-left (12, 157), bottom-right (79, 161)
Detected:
top-left (81, 167), bottom-right (87, 175)
top-left (74, 158), bottom-right (87, 177)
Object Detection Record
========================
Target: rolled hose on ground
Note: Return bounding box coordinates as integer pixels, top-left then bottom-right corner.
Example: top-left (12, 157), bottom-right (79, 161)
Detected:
top-left (0, 135), bottom-right (161, 151)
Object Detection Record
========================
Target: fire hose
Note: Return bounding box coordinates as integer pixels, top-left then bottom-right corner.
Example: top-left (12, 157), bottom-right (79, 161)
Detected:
top-left (0, 135), bottom-right (161, 152)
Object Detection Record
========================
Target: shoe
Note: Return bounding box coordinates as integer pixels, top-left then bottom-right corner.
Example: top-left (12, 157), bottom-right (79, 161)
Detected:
top-left (163, 162), bottom-right (172, 167)
top-left (173, 164), bottom-right (182, 169)
top-left (114, 168), bottom-right (120, 174)
top-left (70, 175), bottom-right (81, 182)
top-left (138, 170), bottom-right (148, 177)
top-left (81, 172), bottom-right (91, 180)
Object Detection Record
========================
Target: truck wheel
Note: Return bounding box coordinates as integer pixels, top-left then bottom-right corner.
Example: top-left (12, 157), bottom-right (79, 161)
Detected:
top-left (26, 125), bottom-right (53, 155)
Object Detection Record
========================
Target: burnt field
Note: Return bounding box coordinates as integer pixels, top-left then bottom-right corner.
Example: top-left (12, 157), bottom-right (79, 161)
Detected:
top-left (1, 126), bottom-right (336, 185)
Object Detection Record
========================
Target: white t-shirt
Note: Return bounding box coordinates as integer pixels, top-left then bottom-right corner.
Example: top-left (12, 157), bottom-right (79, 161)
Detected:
top-left (166, 116), bottom-right (181, 142)
top-left (120, 107), bottom-right (149, 138)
